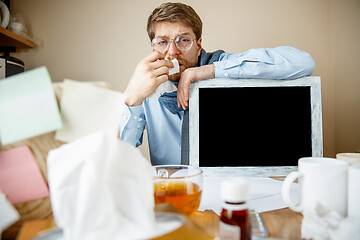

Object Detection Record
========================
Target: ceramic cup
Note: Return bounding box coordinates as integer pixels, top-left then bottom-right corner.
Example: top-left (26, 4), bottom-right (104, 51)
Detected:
top-left (348, 163), bottom-right (360, 217)
top-left (282, 157), bottom-right (348, 216)
top-left (336, 153), bottom-right (360, 165)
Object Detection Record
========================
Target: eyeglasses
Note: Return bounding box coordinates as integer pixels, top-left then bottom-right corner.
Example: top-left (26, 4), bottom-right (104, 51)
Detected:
top-left (151, 34), bottom-right (194, 53)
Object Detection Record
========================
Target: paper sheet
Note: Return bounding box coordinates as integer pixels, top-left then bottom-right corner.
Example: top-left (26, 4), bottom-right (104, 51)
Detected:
top-left (0, 67), bottom-right (62, 145)
top-left (0, 146), bottom-right (50, 204)
top-left (199, 177), bottom-right (299, 214)
top-left (55, 80), bottom-right (125, 142)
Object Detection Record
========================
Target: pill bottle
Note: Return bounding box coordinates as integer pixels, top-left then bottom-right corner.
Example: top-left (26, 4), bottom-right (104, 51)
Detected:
top-left (219, 179), bottom-right (252, 240)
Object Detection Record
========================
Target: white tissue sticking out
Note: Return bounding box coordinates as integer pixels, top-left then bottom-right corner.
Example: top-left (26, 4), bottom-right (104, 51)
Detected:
top-left (301, 202), bottom-right (360, 240)
top-left (302, 203), bottom-right (343, 240)
top-left (331, 216), bottom-right (360, 240)
top-left (149, 80), bottom-right (177, 102)
top-left (0, 191), bottom-right (20, 232)
top-left (168, 58), bottom-right (180, 75)
top-left (47, 132), bottom-right (156, 239)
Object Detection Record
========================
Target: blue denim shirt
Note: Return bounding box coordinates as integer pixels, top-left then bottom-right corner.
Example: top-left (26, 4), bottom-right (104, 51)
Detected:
top-left (120, 46), bottom-right (315, 165)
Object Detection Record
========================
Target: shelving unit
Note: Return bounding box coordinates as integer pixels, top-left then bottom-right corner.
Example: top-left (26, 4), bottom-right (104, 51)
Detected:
top-left (0, 26), bottom-right (35, 78)
top-left (0, 26), bottom-right (35, 50)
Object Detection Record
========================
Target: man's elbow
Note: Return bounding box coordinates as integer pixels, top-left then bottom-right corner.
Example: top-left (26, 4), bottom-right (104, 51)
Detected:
top-left (287, 53), bottom-right (315, 79)
top-left (303, 53), bottom-right (316, 76)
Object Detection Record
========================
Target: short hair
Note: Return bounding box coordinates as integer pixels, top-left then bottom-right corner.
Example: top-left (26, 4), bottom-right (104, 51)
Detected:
top-left (147, 2), bottom-right (203, 41)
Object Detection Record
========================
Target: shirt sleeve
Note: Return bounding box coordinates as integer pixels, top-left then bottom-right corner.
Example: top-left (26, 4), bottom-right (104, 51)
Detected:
top-left (119, 104), bottom-right (146, 147)
top-left (213, 46), bottom-right (315, 80)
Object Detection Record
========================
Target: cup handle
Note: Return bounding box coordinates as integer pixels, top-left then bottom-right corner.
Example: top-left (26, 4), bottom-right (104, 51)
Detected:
top-left (281, 171), bottom-right (303, 212)
top-left (0, 2), bottom-right (10, 28)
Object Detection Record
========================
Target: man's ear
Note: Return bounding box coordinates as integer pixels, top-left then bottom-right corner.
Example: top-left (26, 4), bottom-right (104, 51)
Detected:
top-left (196, 37), bottom-right (202, 57)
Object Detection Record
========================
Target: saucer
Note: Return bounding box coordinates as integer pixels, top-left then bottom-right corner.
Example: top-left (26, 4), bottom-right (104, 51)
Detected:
top-left (32, 212), bottom-right (185, 240)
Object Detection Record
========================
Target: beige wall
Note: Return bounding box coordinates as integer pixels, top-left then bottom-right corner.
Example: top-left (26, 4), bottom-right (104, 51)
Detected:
top-left (331, 0), bottom-right (360, 154)
top-left (11, 0), bottom-right (360, 158)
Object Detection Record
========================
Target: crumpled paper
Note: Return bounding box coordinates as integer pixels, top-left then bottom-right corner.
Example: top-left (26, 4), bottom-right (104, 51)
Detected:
top-left (47, 131), bottom-right (155, 240)
top-left (302, 202), bottom-right (360, 240)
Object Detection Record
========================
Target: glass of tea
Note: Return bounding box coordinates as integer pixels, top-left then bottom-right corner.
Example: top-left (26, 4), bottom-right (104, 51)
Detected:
top-left (153, 165), bottom-right (203, 217)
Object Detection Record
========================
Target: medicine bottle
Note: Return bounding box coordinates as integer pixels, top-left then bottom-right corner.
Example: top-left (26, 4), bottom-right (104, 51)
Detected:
top-left (219, 179), bottom-right (252, 240)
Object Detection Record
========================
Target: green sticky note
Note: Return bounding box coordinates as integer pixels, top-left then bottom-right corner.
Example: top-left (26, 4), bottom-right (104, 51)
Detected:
top-left (0, 66), bottom-right (62, 145)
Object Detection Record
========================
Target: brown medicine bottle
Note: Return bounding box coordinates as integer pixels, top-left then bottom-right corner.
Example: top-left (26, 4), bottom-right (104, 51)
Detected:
top-left (219, 179), bottom-right (252, 240)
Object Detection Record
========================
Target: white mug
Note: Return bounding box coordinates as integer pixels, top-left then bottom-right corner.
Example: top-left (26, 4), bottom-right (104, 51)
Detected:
top-left (336, 153), bottom-right (360, 165)
top-left (348, 163), bottom-right (360, 217)
top-left (282, 157), bottom-right (348, 216)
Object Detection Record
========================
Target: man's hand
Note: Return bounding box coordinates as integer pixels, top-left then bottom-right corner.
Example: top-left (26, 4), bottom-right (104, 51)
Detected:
top-left (124, 52), bottom-right (174, 106)
top-left (177, 64), bottom-right (215, 110)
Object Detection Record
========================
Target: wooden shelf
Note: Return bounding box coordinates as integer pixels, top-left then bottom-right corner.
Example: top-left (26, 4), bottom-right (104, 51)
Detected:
top-left (0, 26), bottom-right (35, 49)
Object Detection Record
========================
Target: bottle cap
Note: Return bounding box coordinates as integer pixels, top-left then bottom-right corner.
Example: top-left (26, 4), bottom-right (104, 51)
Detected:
top-left (221, 179), bottom-right (249, 202)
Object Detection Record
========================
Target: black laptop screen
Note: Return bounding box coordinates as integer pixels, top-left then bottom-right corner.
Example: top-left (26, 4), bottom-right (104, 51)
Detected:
top-left (199, 86), bottom-right (312, 167)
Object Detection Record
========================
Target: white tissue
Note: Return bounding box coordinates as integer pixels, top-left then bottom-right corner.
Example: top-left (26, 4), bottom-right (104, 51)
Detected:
top-left (168, 58), bottom-right (180, 75)
top-left (301, 202), bottom-right (360, 240)
top-left (149, 80), bottom-right (177, 102)
top-left (330, 216), bottom-right (360, 240)
top-left (47, 131), bottom-right (155, 240)
top-left (0, 190), bottom-right (19, 232)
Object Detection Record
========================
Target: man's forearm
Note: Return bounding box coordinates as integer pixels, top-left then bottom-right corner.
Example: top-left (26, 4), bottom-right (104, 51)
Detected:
top-left (176, 64), bottom-right (215, 110)
top-left (194, 64), bottom-right (215, 80)
top-left (213, 46), bottom-right (315, 79)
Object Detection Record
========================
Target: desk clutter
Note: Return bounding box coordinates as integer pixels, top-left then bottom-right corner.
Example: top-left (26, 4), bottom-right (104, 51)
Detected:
top-left (47, 131), bottom-right (172, 239)
top-left (0, 66), bottom-right (125, 146)
top-left (281, 157), bottom-right (360, 239)
top-left (0, 67), bottom-right (127, 238)
top-left (1, 67), bottom-right (360, 239)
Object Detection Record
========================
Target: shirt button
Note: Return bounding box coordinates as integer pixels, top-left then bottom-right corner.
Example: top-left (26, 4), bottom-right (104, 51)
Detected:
top-left (224, 72), bottom-right (229, 77)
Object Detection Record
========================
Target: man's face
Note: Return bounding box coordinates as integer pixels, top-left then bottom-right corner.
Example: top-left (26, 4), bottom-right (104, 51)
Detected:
top-left (152, 21), bottom-right (202, 82)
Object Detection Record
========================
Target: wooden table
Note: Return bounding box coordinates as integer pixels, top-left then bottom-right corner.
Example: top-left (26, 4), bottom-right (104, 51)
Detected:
top-left (191, 208), bottom-right (302, 240)
top-left (1, 132), bottom-right (303, 240)
top-left (10, 208), bottom-right (302, 240)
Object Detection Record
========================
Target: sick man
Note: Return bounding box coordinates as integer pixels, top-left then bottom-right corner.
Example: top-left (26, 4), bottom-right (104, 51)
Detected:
top-left (120, 2), bottom-right (315, 165)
